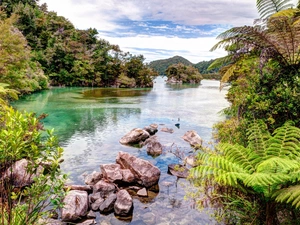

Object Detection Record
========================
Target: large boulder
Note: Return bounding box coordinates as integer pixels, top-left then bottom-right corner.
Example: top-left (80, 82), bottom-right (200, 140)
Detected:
top-left (119, 128), bottom-right (150, 145)
top-left (182, 130), bottom-right (203, 147)
top-left (116, 152), bottom-right (160, 187)
top-left (3, 159), bottom-right (43, 187)
top-left (114, 190), bottom-right (133, 216)
top-left (120, 169), bottom-right (136, 183)
top-left (100, 164), bottom-right (122, 183)
top-left (93, 180), bottom-right (116, 198)
top-left (61, 190), bottom-right (89, 222)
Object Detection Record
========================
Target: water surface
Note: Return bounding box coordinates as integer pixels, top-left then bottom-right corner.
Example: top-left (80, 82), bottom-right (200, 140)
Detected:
top-left (13, 77), bottom-right (229, 224)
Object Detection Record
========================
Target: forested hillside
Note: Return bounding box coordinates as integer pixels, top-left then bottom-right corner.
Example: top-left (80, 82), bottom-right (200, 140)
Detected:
top-left (0, 0), bottom-right (158, 95)
top-left (149, 56), bottom-right (221, 79)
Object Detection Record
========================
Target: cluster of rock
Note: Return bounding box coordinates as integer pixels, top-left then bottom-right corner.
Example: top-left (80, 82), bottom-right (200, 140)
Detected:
top-left (61, 151), bottom-right (160, 223)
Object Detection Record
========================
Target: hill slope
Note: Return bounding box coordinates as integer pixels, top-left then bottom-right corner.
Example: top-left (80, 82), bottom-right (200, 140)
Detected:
top-left (149, 56), bottom-right (193, 75)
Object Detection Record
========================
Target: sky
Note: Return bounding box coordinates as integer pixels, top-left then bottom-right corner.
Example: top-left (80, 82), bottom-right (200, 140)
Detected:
top-left (39, 0), bottom-right (298, 63)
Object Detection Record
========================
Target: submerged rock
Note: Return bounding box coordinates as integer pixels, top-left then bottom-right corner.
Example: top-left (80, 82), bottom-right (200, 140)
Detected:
top-left (161, 127), bottom-right (174, 133)
top-left (143, 136), bottom-right (163, 156)
top-left (168, 164), bottom-right (189, 178)
top-left (116, 151), bottom-right (160, 188)
top-left (143, 124), bottom-right (158, 135)
top-left (182, 130), bottom-right (203, 147)
top-left (120, 128), bottom-right (150, 145)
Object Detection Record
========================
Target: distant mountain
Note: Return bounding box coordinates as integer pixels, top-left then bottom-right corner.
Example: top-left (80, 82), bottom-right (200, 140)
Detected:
top-left (149, 56), bottom-right (193, 75)
top-left (149, 56), bottom-right (222, 79)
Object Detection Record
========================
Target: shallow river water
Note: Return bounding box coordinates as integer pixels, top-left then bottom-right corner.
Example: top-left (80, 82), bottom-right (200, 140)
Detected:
top-left (13, 77), bottom-right (229, 225)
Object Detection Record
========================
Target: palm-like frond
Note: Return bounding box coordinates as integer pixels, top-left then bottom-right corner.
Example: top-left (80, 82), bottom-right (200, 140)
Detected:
top-left (257, 0), bottom-right (294, 19)
top-left (274, 185), bottom-right (300, 208)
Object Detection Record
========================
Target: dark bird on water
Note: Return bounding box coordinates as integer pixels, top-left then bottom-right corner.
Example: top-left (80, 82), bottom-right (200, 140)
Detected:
top-left (175, 118), bottom-right (180, 129)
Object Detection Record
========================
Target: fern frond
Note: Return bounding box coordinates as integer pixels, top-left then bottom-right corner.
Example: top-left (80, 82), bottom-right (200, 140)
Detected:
top-left (274, 185), bottom-right (300, 208)
top-left (219, 143), bottom-right (257, 173)
top-left (244, 172), bottom-right (290, 189)
top-left (247, 121), bottom-right (271, 158)
top-left (257, 0), bottom-right (294, 19)
top-left (256, 157), bottom-right (299, 173)
top-left (266, 121), bottom-right (300, 159)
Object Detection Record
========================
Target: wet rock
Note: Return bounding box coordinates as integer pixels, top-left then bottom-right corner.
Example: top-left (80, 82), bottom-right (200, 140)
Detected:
top-left (99, 193), bottom-right (117, 214)
top-left (114, 189), bottom-right (133, 216)
top-left (182, 130), bottom-right (203, 147)
top-left (168, 164), bottom-right (189, 178)
top-left (119, 128), bottom-right (150, 145)
top-left (93, 180), bottom-right (116, 198)
top-left (87, 210), bottom-right (97, 219)
top-left (116, 151), bottom-right (161, 188)
top-left (89, 192), bottom-right (101, 203)
top-left (161, 127), bottom-right (174, 133)
top-left (100, 164), bottom-right (122, 183)
top-left (120, 169), bottom-right (136, 183)
top-left (61, 190), bottom-right (89, 222)
top-left (90, 197), bottom-right (105, 211)
top-left (144, 136), bottom-right (163, 156)
top-left (143, 124), bottom-right (158, 135)
top-left (3, 159), bottom-right (43, 188)
top-left (65, 185), bottom-right (92, 192)
top-left (184, 155), bottom-right (197, 167)
top-left (77, 219), bottom-right (96, 225)
top-left (137, 188), bottom-right (148, 197)
top-left (84, 171), bottom-right (103, 185)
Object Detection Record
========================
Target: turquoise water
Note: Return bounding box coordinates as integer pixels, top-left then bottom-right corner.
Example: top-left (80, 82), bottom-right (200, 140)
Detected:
top-left (13, 77), bottom-right (229, 224)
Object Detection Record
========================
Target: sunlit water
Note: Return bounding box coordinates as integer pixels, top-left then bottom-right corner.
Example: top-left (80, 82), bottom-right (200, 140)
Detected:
top-left (13, 77), bottom-right (229, 225)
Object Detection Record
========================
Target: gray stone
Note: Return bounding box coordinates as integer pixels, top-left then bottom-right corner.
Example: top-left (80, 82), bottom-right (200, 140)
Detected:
top-left (168, 164), bottom-right (189, 178)
top-left (114, 190), bottom-right (133, 216)
top-left (65, 185), bottom-right (92, 192)
top-left (116, 151), bottom-right (160, 188)
top-left (182, 130), bottom-right (203, 147)
top-left (99, 193), bottom-right (117, 213)
top-left (89, 192), bottom-right (101, 203)
top-left (137, 188), bottom-right (148, 197)
top-left (84, 171), bottom-right (103, 185)
top-left (90, 197), bottom-right (105, 211)
top-left (119, 128), bottom-right (150, 145)
top-left (161, 127), bottom-right (174, 133)
top-left (61, 190), bottom-right (89, 222)
top-left (120, 169), bottom-right (135, 183)
top-left (87, 210), bottom-right (97, 219)
top-left (144, 136), bottom-right (163, 156)
top-left (100, 163), bottom-right (122, 183)
top-left (143, 124), bottom-right (158, 135)
top-left (3, 159), bottom-right (43, 187)
top-left (93, 180), bottom-right (116, 198)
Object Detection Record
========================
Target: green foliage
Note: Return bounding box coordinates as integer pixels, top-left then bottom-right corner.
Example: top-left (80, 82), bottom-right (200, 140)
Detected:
top-left (0, 106), bottom-right (66, 225)
top-left (256, 0), bottom-right (294, 18)
top-left (191, 121), bottom-right (300, 224)
top-left (165, 63), bottom-right (203, 83)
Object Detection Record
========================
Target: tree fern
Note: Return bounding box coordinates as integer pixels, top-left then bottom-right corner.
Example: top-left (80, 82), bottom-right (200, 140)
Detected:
top-left (274, 185), bottom-right (300, 208)
top-left (257, 0), bottom-right (294, 19)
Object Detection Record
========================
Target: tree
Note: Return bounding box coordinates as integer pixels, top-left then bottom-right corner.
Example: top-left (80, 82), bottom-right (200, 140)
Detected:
top-left (191, 121), bottom-right (300, 224)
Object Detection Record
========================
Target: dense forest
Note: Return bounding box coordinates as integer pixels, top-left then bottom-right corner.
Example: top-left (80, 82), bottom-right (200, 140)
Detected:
top-left (0, 0), bottom-right (158, 96)
top-left (190, 0), bottom-right (300, 224)
top-left (149, 56), bottom-right (221, 79)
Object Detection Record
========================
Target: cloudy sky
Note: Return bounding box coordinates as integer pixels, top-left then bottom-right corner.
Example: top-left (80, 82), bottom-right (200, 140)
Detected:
top-left (39, 0), bottom-right (298, 63)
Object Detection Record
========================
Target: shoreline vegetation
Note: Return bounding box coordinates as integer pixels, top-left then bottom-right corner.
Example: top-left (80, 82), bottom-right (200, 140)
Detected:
top-left (0, 0), bottom-right (300, 224)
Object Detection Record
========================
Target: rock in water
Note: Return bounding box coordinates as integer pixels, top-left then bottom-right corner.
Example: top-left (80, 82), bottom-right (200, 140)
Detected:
top-left (61, 190), bottom-right (89, 222)
top-left (116, 151), bottom-right (160, 188)
top-left (182, 130), bottom-right (203, 147)
top-left (119, 128), bottom-right (150, 145)
top-left (114, 190), bottom-right (133, 216)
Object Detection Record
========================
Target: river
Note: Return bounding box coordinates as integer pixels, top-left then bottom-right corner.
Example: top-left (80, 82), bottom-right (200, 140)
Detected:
top-left (12, 77), bottom-right (229, 225)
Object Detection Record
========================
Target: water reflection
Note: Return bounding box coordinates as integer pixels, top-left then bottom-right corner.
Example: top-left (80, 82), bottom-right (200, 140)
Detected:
top-left (12, 77), bottom-right (229, 224)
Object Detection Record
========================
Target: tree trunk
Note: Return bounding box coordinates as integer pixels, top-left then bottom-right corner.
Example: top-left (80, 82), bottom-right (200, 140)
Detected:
top-left (266, 202), bottom-right (277, 225)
